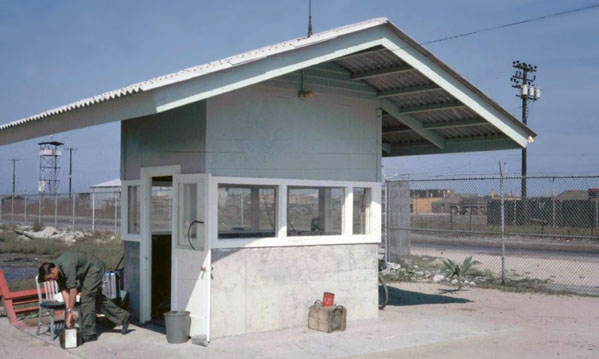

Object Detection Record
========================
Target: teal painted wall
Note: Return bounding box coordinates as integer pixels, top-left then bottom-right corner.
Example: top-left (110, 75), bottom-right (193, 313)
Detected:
top-left (121, 100), bottom-right (206, 180)
top-left (205, 83), bottom-right (381, 182)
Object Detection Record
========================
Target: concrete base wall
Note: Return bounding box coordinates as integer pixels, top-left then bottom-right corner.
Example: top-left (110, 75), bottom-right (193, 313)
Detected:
top-left (123, 241), bottom-right (141, 322)
top-left (210, 243), bottom-right (378, 338)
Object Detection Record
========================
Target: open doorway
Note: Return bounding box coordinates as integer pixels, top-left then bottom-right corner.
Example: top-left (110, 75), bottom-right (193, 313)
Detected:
top-left (150, 176), bottom-right (173, 324)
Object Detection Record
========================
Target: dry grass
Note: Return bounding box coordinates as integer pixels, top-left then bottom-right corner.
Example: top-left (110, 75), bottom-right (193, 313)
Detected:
top-left (0, 225), bottom-right (124, 291)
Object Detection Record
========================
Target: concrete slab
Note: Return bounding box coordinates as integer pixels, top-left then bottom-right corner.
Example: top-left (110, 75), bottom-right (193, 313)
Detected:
top-left (3, 282), bottom-right (597, 358)
top-left (7, 285), bottom-right (502, 359)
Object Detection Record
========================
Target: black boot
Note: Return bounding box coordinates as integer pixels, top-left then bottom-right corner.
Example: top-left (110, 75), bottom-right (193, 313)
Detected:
top-left (121, 313), bottom-right (131, 334)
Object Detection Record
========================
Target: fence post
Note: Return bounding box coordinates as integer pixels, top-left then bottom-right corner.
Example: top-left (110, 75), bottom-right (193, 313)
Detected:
top-left (38, 195), bottom-right (42, 225)
top-left (499, 163), bottom-right (506, 285)
top-left (384, 181), bottom-right (389, 264)
top-left (72, 194), bottom-right (75, 231)
top-left (54, 193), bottom-right (58, 228)
top-left (552, 191), bottom-right (556, 228)
top-left (92, 191), bottom-right (96, 232)
top-left (114, 191), bottom-right (118, 235)
top-left (24, 195), bottom-right (27, 226)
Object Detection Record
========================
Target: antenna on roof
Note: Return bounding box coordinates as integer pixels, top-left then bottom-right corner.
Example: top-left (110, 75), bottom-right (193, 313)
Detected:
top-left (307, 0), bottom-right (313, 37)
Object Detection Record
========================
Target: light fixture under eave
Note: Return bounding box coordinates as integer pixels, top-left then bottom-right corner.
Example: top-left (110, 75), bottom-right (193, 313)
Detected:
top-left (298, 90), bottom-right (315, 99)
top-left (527, 136), bottom-right (535, 144)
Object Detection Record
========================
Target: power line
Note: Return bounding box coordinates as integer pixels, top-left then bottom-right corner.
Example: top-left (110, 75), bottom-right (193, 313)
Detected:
top-left (421, 3), bottom-right (599, 46)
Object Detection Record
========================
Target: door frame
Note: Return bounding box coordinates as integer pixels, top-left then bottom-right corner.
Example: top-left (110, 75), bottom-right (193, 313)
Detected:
top-left (139, 165), bottom-right (180, 323)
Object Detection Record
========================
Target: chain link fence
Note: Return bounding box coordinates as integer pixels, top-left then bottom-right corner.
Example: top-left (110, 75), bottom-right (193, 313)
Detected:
top-left (0, 191), bottom-right (121, 233)
top-left (384, 174), bottom-right (599, 296)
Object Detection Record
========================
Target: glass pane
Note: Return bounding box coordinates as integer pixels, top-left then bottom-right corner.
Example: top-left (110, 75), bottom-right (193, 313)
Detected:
top-left (151, 179), bottom-right (172, 234)
top-left (287, 187), bottom-right (343, 236)
top-left (127, 185), bottom-right (140, 234)
top-left (178, 183), bottom-right (204, 250)
top-left (218, 185), bottom-right (277, 239)
top-left (353, 188), bottom-right (371, 234)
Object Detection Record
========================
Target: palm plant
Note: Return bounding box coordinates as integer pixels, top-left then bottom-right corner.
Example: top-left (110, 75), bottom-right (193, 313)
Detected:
top-left (442, 256), bottom-right (480, 290)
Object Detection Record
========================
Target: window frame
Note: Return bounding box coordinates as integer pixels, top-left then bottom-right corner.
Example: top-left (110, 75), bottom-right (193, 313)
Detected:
top-left (209, 176), bottom-right (380, 249)
top-left (121, 180), bottom-right (142, 242)
top-left (217, 184), bottom-right (279, 240)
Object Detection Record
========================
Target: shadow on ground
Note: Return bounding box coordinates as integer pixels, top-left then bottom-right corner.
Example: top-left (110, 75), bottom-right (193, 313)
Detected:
top-left (386, 286), bottom-right (472, 306)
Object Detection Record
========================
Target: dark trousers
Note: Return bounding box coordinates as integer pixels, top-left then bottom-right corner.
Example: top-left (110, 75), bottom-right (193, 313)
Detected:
top-left (80, 264), bottom-right (128, 338)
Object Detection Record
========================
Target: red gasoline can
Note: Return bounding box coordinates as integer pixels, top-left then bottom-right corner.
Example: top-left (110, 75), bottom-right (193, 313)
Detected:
top-left (322, 292), bottom-right (335, 307)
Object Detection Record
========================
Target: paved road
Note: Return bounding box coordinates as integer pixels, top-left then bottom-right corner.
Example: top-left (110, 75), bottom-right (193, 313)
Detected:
top-left (413, 240), bottom-right (599, 260)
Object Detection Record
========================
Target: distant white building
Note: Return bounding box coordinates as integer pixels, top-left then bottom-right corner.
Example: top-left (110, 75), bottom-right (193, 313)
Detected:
top-left (90, 178), bottom-right (121, 193)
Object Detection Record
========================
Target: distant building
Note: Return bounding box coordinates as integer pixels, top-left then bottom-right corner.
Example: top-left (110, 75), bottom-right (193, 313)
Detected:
top-left (410, 189), bottom-right (454, 213)
top-left (557, 190), bottom-right (589, 201)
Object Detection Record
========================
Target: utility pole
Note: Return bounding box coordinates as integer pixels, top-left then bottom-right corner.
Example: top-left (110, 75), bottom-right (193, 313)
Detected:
top-left (511, 61), bottom-right (540, 223)
top-left (9, 158), bottom-right (19, 195)
top-left (307, 0), bottom-right (313, 37)
top-left (64, 147), bottom-right (77, 197)
top-left (9, 158), bottom-right (19, 224)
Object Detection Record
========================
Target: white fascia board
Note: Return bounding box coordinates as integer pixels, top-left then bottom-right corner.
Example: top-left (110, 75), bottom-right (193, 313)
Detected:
top-left (379, 28), bottom-right (530, 148)
top-left (151, 28), bottom-right (385, 113)
top-left (0, 92), bottom-right (157, 146)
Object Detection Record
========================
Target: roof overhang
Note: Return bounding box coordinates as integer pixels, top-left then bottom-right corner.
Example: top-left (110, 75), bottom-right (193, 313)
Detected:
top-left (0, 18), bottom-right (535, 156)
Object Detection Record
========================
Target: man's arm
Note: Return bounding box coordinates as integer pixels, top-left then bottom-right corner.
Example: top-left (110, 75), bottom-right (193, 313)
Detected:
top-left (61, 287), bottom-right (77, 327)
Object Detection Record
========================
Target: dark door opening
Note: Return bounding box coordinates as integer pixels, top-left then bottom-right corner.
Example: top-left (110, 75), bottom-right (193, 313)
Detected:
top-left (150, 176), bottom-right (173, 323)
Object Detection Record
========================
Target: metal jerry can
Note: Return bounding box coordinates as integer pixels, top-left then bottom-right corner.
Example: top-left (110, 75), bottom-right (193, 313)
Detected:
top-left (60, 328), bottom-right (81, 349)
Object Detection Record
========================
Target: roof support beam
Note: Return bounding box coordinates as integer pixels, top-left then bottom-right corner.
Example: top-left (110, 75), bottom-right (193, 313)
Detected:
top-left (386, 135), bottom-right (517, 157)
top-left (377, 84), bottom-right (441, 98)
top-left (351, 64), bottom-right (415, 81)
top-left (380, 99), bottom-right (445, 150)
top-left (397, 101), bottom-right (466, 115)
top-left (380, 31), bottom-right (533, 147)
top-left (382, 118), bottom-right (489, 135)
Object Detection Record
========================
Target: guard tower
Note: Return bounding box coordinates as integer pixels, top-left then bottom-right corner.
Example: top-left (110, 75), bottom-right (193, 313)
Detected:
top-left (38, 140), bottom-right (63, 194)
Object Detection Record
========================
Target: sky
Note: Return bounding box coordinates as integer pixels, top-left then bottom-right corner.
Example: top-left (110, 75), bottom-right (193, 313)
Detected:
top-left (0, 0), bottom-right (598, 193)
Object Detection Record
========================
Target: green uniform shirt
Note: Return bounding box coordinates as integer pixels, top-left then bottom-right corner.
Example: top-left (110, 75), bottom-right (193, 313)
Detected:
top-left (54, 251), bottom-right (105, 290)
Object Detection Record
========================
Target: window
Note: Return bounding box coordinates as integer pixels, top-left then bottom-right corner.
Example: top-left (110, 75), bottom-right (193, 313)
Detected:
top-left (127, 185), bottom-right (140, 234)
top-left (218, 185), bottom-right (277, 239)
top-left (287, 187), bottom-right (344, 236)
top-left (353, 187), bottom-right (371, 234)
top-left (178, 183), bottom-right (203, 250)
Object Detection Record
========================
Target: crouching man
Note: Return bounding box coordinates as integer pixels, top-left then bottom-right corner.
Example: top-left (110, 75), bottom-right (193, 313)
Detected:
top-left (38, 251), bottom-right (130, 342)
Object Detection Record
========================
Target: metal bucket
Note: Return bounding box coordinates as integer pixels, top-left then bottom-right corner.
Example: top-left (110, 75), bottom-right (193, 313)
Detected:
top-left (164, 311), bottom-right (191, 344)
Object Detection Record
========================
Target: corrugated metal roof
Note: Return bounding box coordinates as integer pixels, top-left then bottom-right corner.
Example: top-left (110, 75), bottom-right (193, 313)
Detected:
top-left (0, 18), bottom-right (388, 131)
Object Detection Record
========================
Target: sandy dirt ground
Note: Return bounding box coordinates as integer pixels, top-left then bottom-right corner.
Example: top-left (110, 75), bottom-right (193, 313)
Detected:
top-left (1, 282), bottom-right (598, 358)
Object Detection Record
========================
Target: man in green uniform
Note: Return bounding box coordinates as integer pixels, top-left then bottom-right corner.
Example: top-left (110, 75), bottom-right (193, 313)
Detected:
top-left (38, 251), bottom-right (130, 342)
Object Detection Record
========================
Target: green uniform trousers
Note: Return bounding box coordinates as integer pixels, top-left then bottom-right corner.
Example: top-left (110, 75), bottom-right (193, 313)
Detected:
top-left (79, 263), bottom-right (128, 338)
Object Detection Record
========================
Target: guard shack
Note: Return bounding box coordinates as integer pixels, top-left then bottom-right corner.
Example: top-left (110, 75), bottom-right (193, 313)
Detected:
top-left (0, 18), bottom-right (535, 340)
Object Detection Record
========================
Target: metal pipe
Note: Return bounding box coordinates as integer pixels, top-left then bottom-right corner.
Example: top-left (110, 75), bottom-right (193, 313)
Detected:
top-left (92, 192), bottom-right (95, 232)
top-left (499, 161), bottom-right (506, 285)
top-left (72, 194), bottom-right (75, 231)
top-left (54, 193), bottom-right (58, 228)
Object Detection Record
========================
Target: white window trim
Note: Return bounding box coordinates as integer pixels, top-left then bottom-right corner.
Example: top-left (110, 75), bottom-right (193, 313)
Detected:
top-left (210, 176), bottom-right (381, 249)
top-left (121, 179), bottom-right (142, 242)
